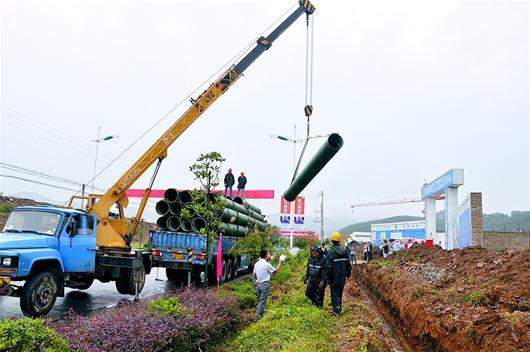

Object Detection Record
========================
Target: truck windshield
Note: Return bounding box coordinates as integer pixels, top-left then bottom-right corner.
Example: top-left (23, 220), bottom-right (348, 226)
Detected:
top-left (2, 211), bottom-right (61, 236)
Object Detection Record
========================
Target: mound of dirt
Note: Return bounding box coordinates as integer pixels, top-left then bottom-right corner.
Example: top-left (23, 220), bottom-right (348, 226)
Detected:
top-left (355, 245), bottom-right (530, 352)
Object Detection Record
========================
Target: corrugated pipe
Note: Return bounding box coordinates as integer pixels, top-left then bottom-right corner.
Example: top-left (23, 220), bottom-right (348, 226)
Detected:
top-left (155, 200), bottom-right (170, 216)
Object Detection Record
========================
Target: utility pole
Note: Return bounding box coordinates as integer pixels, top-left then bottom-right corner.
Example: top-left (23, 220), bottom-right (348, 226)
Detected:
top-left (320, 191), bottom-right (324, 240)
top-left (313, 191), bottom-right (324, 240)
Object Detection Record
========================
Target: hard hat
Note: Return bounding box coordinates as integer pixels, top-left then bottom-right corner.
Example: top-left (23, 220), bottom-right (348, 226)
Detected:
top-left (330, 232), bottom-right (342, 242)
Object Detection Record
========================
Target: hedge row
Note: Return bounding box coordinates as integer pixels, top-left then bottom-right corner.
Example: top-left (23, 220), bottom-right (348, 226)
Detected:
top-left (0, 288), bottom-right (240, 352)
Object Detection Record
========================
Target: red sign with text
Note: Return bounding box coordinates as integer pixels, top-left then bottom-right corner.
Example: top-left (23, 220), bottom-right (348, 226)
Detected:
top-left (280, 196), bottom-right (291, 214)
top-left (294, 196), bottom-right (305, 215)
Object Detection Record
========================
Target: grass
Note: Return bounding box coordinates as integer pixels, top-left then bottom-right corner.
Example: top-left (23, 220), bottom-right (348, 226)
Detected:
top-left (462, 291), bottom-right (486, 306)
top-left (465, 275), bottom-right (475, 285)
top-left (214, 251), bottom-right (395, 352)
top-left (409, 284), bottom-right (437, 300)
top-left (214, 252), bottom-right (339, 352)
top-left (377, 258), bottom-right (397, 269)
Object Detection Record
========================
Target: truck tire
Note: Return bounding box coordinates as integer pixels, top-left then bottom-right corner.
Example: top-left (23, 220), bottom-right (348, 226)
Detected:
top-left (231, 257), bottom-right (239, 279)
top-left (20, 271), bottom-right (59, 317)
top-left (226, 259), bottom-right (233, 282)
top-left (115, 266), bottom-right (146, 295)
top-left (221, 259), bottom-right (227, 283)
top-left (166, 268), bottom-right (179, 281)
top-left (76, 277), bottom-right (94, 290)
top-left (115, 277), bottom-right (130, 295)
top-left (166, 268), bottom-right (185, 286)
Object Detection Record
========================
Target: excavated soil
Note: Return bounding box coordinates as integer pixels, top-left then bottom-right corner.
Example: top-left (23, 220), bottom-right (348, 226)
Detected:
top-left (355, 245), bottom-right (530, 352)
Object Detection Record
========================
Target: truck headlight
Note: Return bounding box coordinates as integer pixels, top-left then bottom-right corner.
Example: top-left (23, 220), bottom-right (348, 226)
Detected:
top-left (2, 258), bottom-right (12, 266)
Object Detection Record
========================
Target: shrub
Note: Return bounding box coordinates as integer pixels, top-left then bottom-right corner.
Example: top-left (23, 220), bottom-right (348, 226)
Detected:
top-left (53, 289), bottom-right (240, 352)
top-left (0, 318), bottom-right (69, 352)
top-left (0, 203), bottom-right (14, 214)
top-left (147, 296), bottom-right (185, 317)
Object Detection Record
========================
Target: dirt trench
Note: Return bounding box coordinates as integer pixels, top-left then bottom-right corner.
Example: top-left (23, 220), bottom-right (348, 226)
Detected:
top-left (351, 246), bottom-right (530, 352)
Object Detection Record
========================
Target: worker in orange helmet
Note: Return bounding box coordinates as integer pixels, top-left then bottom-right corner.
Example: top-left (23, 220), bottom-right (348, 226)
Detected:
top-left (323, 232), bottom-right (351, 315)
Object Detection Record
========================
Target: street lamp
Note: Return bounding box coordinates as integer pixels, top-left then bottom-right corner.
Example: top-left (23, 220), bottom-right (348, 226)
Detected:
top-left (270, 127), bottom-right (330, 248)
top-left (91, 126), bottom-right (119, 193)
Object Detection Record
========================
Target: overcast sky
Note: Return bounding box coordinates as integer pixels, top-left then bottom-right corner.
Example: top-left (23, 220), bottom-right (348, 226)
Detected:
top-left (1, 0), bottom-right (528, 227)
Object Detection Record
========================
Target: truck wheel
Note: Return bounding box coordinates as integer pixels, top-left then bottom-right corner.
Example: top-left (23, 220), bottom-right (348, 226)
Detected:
top-left (131, 266), bottom-right (146, 295)
top-left (76, 277), bottom-right (94, 290)
top-left (232, 257), bottom-right (239, 279)
top-left (226, 258), bottom-right (233, 281)
top-left (116, 266), bottom-right (146, 295)
top-left (115, 277), bottom-right (130, 295)
top-left (20, 271), bottom-right (59, 317)
top-left (166, 268), bottom-right (180, 281)
top-left (221, 259), bottom-right (227, 283)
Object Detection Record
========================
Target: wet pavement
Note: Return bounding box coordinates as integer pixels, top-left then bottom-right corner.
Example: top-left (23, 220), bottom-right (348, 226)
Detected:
top-left (0, 268), bottom-right (177, 320)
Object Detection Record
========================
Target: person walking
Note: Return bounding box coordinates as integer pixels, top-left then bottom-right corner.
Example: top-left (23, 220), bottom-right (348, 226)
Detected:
top-left (304, 245), bottom-right (326, 308)
top-left (236, 171), bottom-right (247, 199)
top-left (223, 168), bottom-right (235, 198)
top-left (253, 249), bottom-right (286, 320)
top-left (324, 232), bottom-right (352, 315)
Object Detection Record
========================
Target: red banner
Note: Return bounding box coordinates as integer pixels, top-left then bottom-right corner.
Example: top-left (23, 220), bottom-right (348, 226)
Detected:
top-left (294, 196), bottom-right (305, 215)
top-left (126, 189), bottom-right (274, 199)
top-left (280, 196), bottom-right (291, 214)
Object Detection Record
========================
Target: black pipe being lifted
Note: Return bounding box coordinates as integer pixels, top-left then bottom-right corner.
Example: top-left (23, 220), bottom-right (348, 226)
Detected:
top-left (284, 133), bottom-right (343, 202)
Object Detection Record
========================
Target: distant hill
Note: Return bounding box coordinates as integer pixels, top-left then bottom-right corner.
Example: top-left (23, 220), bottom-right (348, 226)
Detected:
top-left (339, 210), bottom-right (530, 234)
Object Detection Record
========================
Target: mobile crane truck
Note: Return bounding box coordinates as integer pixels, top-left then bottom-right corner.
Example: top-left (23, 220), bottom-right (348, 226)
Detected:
top-left (0, 0), bottom-right (315, 317)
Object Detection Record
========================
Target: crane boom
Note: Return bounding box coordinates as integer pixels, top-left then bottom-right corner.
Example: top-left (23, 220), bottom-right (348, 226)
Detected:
top-left (81, 1), bottom-right (315, 248)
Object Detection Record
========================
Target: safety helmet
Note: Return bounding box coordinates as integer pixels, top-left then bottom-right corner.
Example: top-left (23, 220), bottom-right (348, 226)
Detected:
top-left (330, 232), bottom-right (342, 242)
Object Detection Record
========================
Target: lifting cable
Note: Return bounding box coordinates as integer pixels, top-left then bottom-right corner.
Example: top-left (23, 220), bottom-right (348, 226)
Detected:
top-left (291, 12), bottom-right (315, 183)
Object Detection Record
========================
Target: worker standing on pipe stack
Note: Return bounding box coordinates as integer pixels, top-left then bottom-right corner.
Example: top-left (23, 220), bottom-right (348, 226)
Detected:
top-left (324, 232), bottom-right (352, 315)
top-left (224, 168), bottom-right (235, 198)
top-left (236, 171), bottom-right (247, 199)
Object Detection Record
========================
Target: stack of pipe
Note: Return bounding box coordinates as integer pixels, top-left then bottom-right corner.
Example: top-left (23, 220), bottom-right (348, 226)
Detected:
top-left (155, 189), bottom-right (267, 237)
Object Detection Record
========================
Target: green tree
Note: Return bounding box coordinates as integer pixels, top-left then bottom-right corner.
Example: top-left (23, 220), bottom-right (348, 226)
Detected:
top-left (185, 152), bottom-right (226, 286)
top-left (188, 151), bottom-right (225, 194)
top-left (230, 227), bottom-right (286, 262)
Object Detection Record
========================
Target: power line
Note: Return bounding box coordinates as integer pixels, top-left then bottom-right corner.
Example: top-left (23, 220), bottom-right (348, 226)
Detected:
top-left (0, 162), bottom-right (106, 192)
top-left (1, 174), bottom-right (79, 192)
top-left (1, 105), bottom-right (120, 161)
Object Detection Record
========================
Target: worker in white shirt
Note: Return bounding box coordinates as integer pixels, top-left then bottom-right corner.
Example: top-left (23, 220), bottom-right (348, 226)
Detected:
top-left (253, 249), bottom-right (286, 320)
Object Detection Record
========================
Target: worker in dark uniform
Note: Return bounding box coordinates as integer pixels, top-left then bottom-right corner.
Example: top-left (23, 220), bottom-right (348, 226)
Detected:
top-left (324, 232), bottom-right (352, 315)
top-left (304, 245), bottom-right (326, 308)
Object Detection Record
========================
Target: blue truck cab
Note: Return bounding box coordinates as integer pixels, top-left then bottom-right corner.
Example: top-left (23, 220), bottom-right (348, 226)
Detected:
top-left (0, 206), bottom-right (149, 317)
top-left (149, 231), bottom-right (250, 285)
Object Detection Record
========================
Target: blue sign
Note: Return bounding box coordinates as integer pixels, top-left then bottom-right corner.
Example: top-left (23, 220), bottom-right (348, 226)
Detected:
top-left (421, 169), bottom-right (464, 199)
